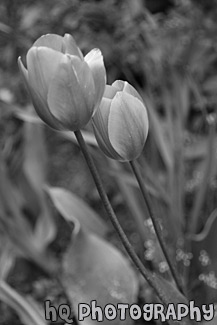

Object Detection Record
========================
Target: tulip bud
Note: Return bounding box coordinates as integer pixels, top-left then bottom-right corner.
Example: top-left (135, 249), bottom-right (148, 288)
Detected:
top-left (18, 34), bottom-right (106, 131)
top-left (92, 80), bottom-right (149, 161)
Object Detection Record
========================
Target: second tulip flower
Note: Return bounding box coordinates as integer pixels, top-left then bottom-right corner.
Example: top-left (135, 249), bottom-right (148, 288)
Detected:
top-left (92, 80), bottom-right (149, 162)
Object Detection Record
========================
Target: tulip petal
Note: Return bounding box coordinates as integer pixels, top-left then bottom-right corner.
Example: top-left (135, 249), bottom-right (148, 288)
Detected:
top-left (27, 47), bottom-right (64, 99)
top-left (92, 98), bottom-right (122, 160)
top-left (93, 122), bottom-right (121, 160)
top-left (108, 92), bottom-right (149, 161)
top-left (33, 34), bottom-right (64, 52)
top-left (112, 80), bottom-right (125, 91)
top-left (103, 85), bottom-right (118, 100)
top-left (70, 55), bottom-right (96, 112)
top-left (47, 56), bottom-right (94, 131)
top-left (85, 49), bottom-right (106, 111)
top-left (63, 34), bottom-right (83, 59)
top-left (92, 97), bottom-right (110, 141)
top-left (18, 57), bottom-right (63, 129)
top-left (29, 84), bottom-right (64, 130)
top-left (112, 80), bottom-right (144, 103)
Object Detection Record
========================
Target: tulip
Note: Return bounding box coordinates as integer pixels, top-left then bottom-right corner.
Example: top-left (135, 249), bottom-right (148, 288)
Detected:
top-left (18, 33), bottom-right (106, 131)
top-left (92, 80), bottom-right (149, 161)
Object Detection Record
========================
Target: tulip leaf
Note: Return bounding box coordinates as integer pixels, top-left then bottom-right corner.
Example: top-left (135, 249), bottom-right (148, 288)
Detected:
top-left (46, 186), bottom-right (108, 238)
top-left (142, 94), bottom-right (174, 171)
top-left (0, 161), bottom-right (55, 274)
top-left (0, 280), bottom-right (47, 325)
top-left (22, 122), bottom-right (56, 250)
top-left (62, 225), bottom-right (138, 325)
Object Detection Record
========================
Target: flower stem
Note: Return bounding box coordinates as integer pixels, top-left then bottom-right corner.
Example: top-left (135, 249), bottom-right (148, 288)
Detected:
top-left (74, 130), bottom-right (168, 305)
top-left (130, 160), bottom-right (185, 295)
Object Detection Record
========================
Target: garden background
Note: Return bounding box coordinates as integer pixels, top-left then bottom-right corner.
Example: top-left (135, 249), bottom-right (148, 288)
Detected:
top-left (1, 0), bottom-right (217, 324)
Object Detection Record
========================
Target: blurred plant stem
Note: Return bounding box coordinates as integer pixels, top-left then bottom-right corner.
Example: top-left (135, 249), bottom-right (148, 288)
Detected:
top-left (74, 129), bottom-right (170, 305)
top-left (189, 115), bottom-right (216, 234)
top-left (130, 160), bottom-right (185, 295)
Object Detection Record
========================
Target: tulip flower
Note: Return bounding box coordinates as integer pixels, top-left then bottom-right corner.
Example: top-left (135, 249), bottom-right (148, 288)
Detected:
top-left (92, 80), bottom-right (149, 161)
top-left (18, 33), bottom-right (106, 131)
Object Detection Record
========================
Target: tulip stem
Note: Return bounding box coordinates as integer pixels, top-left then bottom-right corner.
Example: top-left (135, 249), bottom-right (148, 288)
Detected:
top-left (74, 129), bottom-right (169, 306)
top-left (130, 160), bottom-right (184, 295)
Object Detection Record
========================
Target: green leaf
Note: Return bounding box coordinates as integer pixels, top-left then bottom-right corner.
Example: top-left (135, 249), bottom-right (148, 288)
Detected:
top-left (46, 186), bottom-right (108, 237)
top-left (62, 226), bottom-right (138, 325)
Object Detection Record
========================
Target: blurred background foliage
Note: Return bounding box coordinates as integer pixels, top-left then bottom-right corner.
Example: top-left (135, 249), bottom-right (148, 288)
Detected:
top-left (1, 0), bottom-right (217, 324)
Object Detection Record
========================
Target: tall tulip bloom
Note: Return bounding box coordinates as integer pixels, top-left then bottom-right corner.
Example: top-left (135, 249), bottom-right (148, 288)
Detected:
top-left (92, 80), bottom-right (149, 161)
top-left (18, 34), bottom-right (106, 131)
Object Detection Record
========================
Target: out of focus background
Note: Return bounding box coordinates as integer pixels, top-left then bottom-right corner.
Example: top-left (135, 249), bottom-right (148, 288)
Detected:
top-left (1, 0), bottom-right (217, 324)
